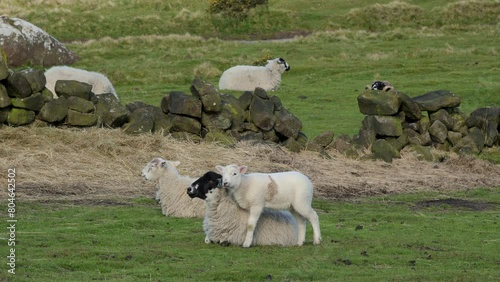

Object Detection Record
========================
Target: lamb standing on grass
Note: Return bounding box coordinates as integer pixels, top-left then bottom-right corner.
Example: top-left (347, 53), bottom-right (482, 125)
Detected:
top-left (141, 157), bottom-right (205, 218)
top-left (44, 66), bottom-right (119, 100)
top-left (187, 171), bottom-right (299, 246)
top-left (218, 57), bottom-right (290, 92)
top-left (216, 164), bottom-right (321, 248)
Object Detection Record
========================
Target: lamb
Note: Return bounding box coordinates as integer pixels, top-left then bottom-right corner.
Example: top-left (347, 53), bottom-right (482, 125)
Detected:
top-left (187, 171), bottom-right (299, 247)
top-left (218, 57), bottom-right (290, 92)
top-left (216, 164), bottom-right (321, 248)
top-left (141, 157), bottom-right (205, 218)
top-left (44, 66), bottom-right (119, 100)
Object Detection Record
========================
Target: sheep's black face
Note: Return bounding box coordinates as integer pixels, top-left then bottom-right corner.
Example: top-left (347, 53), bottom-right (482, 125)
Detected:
top-left (371, 81), bottom-right (386, 90)
top-left (187, 171), bottom-right (222, 200)
top-left (278, 57), bottom-right (290, 71)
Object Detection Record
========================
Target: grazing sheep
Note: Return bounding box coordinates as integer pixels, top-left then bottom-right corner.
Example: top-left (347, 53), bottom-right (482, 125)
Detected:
top-left (141, 157), bottom-right (205, 218)
top-left (218, 57), bottom-right (290, 92)
top-left (44, 66), bottom-right (119, 100)
top-left (216, 164), bottom-right (321, 248)
top-left (365, 80), bottom-right (393, 92)
top-left (187, 171), bottom-right (299, 247)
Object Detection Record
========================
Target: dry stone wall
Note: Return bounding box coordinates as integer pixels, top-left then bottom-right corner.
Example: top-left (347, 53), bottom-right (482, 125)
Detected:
top-left (0, 59), bottom-right (498, 162)
top-left (354, 89), bottom-right (499, 162)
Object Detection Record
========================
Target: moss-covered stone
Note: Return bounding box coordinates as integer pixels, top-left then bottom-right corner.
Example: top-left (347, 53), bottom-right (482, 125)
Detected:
top-left (67, 109), bottom-right (97, 127)
top-left (67, 96), bottom-right (95, 113)
top-left (7, 108), bottom-right (35, 126)
top-left (10, 92), bottom-right (45, 111)
top-left (38, 96), bottom-right (68, 123)
top-left (0, 85), bottom-right (11, 108)
top-left (371, 139), bottom-right (400, 163)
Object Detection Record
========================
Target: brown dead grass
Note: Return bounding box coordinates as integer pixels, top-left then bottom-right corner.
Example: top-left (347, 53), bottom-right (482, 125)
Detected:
top-left (1, 126), bottom-right (499, 202)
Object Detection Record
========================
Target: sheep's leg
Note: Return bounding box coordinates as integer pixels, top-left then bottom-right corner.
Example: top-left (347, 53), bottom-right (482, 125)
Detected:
top-left (305, 209), bottom-right (322, 245)
top-left (293, 206), bottom-right (322, 245)
top-left (242, 207), bottom-right (263, 248)
top-left (291, 211), bottom-right (306, 246)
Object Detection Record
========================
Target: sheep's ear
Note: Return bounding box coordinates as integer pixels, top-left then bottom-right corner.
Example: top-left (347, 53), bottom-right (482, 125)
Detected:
top-left (239, 165), bottom-right (248, 174)
top-left (160, 161), bottom-right (167, 168)
top-left (172, 161), bottom-right (181, 167)
top-left (215, 165), bottom-right (224, 173)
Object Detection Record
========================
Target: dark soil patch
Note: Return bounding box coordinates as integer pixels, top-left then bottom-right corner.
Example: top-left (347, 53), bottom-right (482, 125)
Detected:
top-left (415, 198), bottom-right (497, 211)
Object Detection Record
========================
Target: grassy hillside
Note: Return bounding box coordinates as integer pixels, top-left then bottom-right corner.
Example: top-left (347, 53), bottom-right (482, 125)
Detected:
top-left (1, 0), bottom-right (498, 138)
top-left (0, 2), bottom-right (499, 280)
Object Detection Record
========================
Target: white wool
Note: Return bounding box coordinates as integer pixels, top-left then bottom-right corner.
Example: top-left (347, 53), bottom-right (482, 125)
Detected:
top-left (218, 58), bottom-right (290, 92)
top-left (203, 187), bottom-right (299, 246)
top-left (217, 164), bottom-right (321, 247)
top-left (141, 158), bottom-right (205, 218)
top-left (44, 66), bottom-right (119, 100)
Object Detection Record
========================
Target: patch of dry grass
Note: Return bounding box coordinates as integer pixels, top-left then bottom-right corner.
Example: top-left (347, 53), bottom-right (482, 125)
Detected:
top-left (1, 126), bottom-right (499, 202)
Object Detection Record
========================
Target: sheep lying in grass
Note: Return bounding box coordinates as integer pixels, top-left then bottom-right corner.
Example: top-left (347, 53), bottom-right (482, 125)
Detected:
top-left (44, 66), bottom-right (119, 100)
top-left (187, 171), bottom-right (299, 246)
top-left (216, 164), bottom-right (321, 248)
top-left (365, 80), bottom-right (393, 92)
top-left (218, 57), bottom-right (290, 92)
top-left (141, 157), bottom-right (205, 218)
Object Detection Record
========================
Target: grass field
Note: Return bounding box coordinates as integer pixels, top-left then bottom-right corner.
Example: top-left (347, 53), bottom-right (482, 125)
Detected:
top-left (1, 0), bottom-right (499, 281)
top-left (2, 189), bottom-right (499, 281)
top-left (2, 0), bottom-right (498, 138)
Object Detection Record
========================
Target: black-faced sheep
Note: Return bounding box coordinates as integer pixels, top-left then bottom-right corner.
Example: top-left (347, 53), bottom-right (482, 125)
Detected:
top-left (141, 157), bottom-right (205, 218)
top-left (216, 164), bottom-right (321, 248)
top-left (218, 57), bottom-right (290, 92)
top-left (187, 171), bottom-right (299, 247)
top-left (365, 80), bottom-right (393, 92)
top-left (44, 66), bottom-right (119, 100)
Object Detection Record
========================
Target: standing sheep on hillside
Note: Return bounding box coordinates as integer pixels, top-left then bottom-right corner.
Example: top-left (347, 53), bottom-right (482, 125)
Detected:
top-left (141, 157), bottom-right (205, 218)
top-left (218, 57), bottom-right (290, 92)
top-left (44, 66), bottom-right (119, 100)
top-left (216, 164), bottom-right (321, 248)
top-left (187, 171), bottom-right (299, 247)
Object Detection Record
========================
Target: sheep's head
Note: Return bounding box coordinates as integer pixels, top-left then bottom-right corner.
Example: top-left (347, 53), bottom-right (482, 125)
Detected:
top-left (267, 57), bottom-right (290, 73)
top-left (366, 80), bottom-right (393, 92)
top-left (216, 164), bottom-right (247, 190)
top-left (187, 171), bottom-right (222, 200)
top-left (141, 158), bottom-right (180, 181)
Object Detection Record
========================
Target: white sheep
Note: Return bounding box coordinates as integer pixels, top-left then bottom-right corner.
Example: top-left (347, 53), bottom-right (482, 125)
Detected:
top-left (44, 66), bottom-right (119, 100)
top-left (218, 57), bottom-right (290, 92)
top-left (187, 171), bottom-right (299, 246)
top-left (141, 157), bottom-right (205, 218)
top-left (216, 164), bottom-right (321, 248)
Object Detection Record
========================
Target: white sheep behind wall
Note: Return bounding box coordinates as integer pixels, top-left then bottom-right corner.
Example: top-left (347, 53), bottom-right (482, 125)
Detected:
top-left (218, 57), bottom-right (290, 92)
top-left (141, 157), bottom-right (205, 218)
top-left (44, 66), bottom-right (119, 100)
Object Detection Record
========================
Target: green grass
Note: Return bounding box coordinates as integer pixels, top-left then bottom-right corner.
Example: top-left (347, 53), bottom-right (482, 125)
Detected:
top-left (1, 1), bottom-right (499, 279)
top-left (1, 188), bottom-right (498, 281)
top-left (3, 0), bottom-right (498, 138)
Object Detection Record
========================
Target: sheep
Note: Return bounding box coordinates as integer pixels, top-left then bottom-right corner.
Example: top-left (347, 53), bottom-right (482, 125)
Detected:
top-left (141, 157), bottom-right (205, 218)
top-left (44, 66), bottom-right (119, 100)
top-left (187, 171), bottom-right (299, 247)
top-left (216, 164), bottom-right (321, 248)
top-left (218, 57), bottom-right (290, 92)
top-left (365, 80), bottom-right (393, 92)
